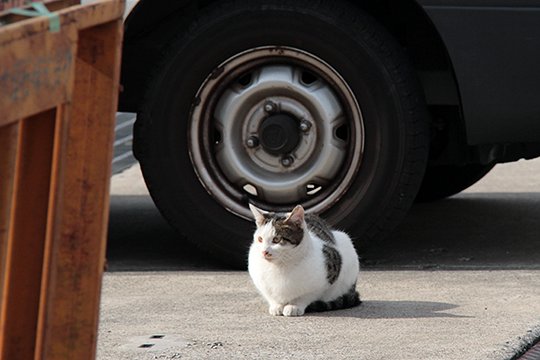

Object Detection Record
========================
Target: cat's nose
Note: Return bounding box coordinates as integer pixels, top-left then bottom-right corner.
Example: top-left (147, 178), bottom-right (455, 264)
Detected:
top-left (262, 250), bottom-right (271, 258)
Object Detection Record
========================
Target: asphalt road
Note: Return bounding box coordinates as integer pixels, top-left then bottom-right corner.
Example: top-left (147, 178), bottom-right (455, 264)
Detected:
top-left (100, 158), bottom-right (540, 359)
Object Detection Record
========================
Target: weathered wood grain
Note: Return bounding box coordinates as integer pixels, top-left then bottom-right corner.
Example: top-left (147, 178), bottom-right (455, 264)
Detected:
top-left (0, 1), bottom-right (124, 359)
top-left (0, 110), bottom-right (56, 360)
top-left (36, 20), bottom-right (123, 360)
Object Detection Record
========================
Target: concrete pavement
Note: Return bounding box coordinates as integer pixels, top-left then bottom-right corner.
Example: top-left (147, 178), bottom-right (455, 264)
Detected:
top-left (99, 159), bottom-right (540, 359)
top-left (98, 270), bottom-right (540, 360)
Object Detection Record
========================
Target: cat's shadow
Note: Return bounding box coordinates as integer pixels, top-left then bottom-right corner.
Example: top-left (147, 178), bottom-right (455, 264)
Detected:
top-left (307, 300), bottom-right (472, 319)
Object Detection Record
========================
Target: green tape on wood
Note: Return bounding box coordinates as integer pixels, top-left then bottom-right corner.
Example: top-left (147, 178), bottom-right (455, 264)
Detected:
top-left (9, 2), bottom-right (60, 33)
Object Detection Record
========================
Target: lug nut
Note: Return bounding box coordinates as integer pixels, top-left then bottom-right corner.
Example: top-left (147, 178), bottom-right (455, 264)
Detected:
top-left (299, 120), bottom-right (312, 132)
top-left (264, 100), bottom-right (277, 113)
top-left (281, 156), bottom-right (294, 167)
top-left (246, 136), bottom-right (259, 148)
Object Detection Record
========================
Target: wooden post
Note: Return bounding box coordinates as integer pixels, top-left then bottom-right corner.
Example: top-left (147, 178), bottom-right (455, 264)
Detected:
top-left (1, 111), bottom-right (57, 359)
top-left (0, 1), bottom-right (125, 359)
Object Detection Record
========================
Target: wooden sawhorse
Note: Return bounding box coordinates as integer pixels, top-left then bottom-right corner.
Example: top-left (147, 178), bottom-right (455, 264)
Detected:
top-left (0, 1), bottom-right (124, 358)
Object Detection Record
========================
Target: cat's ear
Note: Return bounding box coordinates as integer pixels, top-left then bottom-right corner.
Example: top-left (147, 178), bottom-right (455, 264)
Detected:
top-left (285, 205), bottom-right (305, 228)
top-left (249, 203), bottom-right (266, 227)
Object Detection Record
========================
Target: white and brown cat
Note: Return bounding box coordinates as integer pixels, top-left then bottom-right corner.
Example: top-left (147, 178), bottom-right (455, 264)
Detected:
top-left (248, 204), bottom-right (361, 316)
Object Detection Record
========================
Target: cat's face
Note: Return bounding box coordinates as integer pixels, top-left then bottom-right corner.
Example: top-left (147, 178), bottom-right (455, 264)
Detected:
top-left (249, 204), bottom-right (305, 262)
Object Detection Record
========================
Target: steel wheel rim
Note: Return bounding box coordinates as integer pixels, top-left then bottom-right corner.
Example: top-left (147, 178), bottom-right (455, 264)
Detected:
top-left (189, 46), bottom-right (364, 219)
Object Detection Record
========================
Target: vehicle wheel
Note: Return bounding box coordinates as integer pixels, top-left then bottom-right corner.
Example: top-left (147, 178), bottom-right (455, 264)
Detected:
top-left (134, 0), bottom-right (429, 267)
top-left (415, 164), bottom-right (495, 202)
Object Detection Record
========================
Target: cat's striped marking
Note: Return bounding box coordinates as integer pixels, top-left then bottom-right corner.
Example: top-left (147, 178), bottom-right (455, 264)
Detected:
top-left (305, 214), bottom-right (335, 244)
top-left (306, 285), bottom-right (361, 313)
top-left (322, 244), bottom-right (342, 284)
top-left (271, 216), bottom-right (304, 246)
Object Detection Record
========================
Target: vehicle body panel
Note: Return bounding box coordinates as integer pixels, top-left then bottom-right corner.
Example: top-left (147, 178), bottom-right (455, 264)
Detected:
top-left (417, 0), bottom-right (540, 144)
top-left (120, 0), bottom-right (540, 147)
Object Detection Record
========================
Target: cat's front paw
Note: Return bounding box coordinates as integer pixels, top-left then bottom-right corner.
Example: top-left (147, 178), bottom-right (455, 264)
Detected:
top-left (269, 304), bottom-right (284, 316)
top-left (283, 304), bottom-right (305, 317)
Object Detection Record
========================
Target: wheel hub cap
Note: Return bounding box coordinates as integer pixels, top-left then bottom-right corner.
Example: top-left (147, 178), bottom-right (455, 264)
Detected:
top-left (259, 113), bottom-right (300, 155)
top-left (189, 46), bottom-right (364, 219)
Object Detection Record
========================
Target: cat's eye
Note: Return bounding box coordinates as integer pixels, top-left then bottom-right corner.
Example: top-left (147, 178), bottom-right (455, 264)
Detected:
top-left (257, 236), bottom-right (263, 243)
top-left (272, 237), bottom-right (280, 244)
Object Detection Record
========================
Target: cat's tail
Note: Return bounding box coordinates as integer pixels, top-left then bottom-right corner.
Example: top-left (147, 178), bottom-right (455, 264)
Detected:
top-left (305, 285), bottom-right (361, 313)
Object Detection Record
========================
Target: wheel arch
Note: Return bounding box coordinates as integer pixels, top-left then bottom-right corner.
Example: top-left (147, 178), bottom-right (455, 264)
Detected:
top-left (119, 0), bottom-right (462, 121)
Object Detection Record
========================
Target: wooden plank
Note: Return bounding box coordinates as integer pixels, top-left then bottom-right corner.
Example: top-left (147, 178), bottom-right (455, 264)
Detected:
top-left (0, 0), bottom-right (26, 12)
top-left (35, 104), bottom-right (70, 360)
top-left (0, 0), bottom-right (124, 128)
top-left (0, 110), bottom-right (57, 360)
top-left (0, 122), bottom-right (20, 312)
top-left (0, 0), bottom-right (124, 45)
top-left (35, 19), bottom-right (123, 359)
top-left (0, 2), bottom-right (125, 358)
top-left (0, 1), bottom-right (80, 24)
top-left (0, 29), bottom-right (75, 127)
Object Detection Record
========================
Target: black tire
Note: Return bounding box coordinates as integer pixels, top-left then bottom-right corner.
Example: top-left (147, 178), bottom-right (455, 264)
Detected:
top-left (134, 0), bottom-right (429, 267)
top-left (415, 164), bottom-right (495, 202)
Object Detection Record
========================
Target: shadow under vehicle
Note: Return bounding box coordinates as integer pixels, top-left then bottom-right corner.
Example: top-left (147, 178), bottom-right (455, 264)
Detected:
top-left (118, 0), bottom-right (540, 267)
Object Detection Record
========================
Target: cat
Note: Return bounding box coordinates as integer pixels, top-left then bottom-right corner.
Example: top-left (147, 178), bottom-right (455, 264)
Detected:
top-left (248, 204), bottom-right (361, 316)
